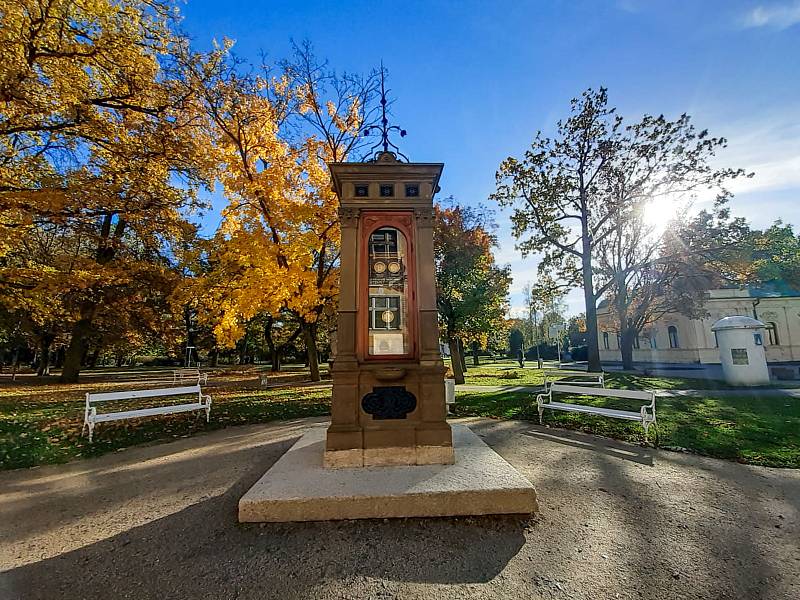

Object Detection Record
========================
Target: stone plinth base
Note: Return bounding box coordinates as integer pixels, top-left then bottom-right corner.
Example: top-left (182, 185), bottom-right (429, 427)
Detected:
top-left (324, 444), bottom-right (454, 468)
top-left (238, 424), bottom-right (537, 522)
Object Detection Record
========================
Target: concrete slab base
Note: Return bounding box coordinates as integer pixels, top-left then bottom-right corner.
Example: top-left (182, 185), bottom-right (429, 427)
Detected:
top-left (238, 424), bottom-right (538, 522)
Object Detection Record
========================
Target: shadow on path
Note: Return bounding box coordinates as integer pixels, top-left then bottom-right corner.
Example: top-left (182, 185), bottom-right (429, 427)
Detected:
top-left (1, 421), bottom-right (527, 600)
top-left (520, 426), bottom-right (655, 466)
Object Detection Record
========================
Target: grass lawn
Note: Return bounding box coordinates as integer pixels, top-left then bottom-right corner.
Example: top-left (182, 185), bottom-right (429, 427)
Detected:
top-left (454, 362), bottom-right (798, 390)
top-left (0, 368), bottom-right (332, 470)
top-left (2, 364), bottom-right (798, 470)
top-left (453, 389), bottom-right (800, 468)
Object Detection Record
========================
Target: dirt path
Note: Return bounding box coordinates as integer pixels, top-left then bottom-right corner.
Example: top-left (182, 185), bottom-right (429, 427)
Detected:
top-left (1, 417), bottom-right (798, 599)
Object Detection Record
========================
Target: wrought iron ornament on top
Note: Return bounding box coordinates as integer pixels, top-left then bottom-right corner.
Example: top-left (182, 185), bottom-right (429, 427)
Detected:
top-left (363, 65), bottom-right (409, 162)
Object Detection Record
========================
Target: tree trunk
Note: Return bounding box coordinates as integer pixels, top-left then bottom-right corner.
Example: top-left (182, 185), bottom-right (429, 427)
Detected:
top-left (237, 329), bottom-right (249, 365)
top-left (303, 322), bottom-right (320, 382)
top-left (36, 338), bottom-right (52, 376)
top-left (210, 346), bottom-right (219, 368)
top-left (581, 252), bottom-right (601, 372)
top-left (471, 341), bottom-right (480, 366)
top-left (620, 327), bottom-right (635, 371)
top-left (87, 347), bottom-right (101, 368)
top-left (271, 349), bottom-right (282, 372)
top-left (54, 346), bottom-right (65, 368)
top-left (458, 338), bottom-right (468, 372)
top-left (613, 280), bottom-right (635, 371)
top-left (448, 335), bottom-right (465, 385)
top-left (61, 316), bottom-right (94, 383)
top-left (11, 347), bottom-right (20, 382)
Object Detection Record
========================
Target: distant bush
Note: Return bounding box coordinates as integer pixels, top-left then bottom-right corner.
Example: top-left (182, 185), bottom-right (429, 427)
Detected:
top-left (525, 343), bottom-right (558, 361)
top-left (569, 346), bottom-right (588, 361)
top-left (134, 356), bottom-right (181, 367)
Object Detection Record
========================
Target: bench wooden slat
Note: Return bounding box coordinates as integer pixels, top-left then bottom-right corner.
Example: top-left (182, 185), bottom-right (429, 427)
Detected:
top-left (552, 378), bottom-right (604, 386)
top-left (84, 385), bottom-right (211, 442)
top-left (88, 386), bottom-right (201, 403)
top-left (546, 401), bottom-right (643, 420)
top-left (536, 382), bottom-right (657, 442)
top-left (93, 403), bottom-right (206, 422)
top-left (549, 384), bottom-right (653, 401)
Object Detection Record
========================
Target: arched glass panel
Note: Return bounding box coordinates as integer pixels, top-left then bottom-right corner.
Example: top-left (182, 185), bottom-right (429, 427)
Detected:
top-left (668, 326), bottom-right (679, 348)
top-left (602, 332), bottom-right (609, 350)
top-left (368, 227), bottom-right (410, 356)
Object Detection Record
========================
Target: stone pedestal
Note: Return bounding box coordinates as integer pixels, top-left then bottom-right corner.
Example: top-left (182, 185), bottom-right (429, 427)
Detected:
top-left (239, 424), bottom-right (538, 522)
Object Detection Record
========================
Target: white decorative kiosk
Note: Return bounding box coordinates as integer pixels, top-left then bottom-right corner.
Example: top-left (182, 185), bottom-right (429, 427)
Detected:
top-left (711, 316), bottom-right (770, 386)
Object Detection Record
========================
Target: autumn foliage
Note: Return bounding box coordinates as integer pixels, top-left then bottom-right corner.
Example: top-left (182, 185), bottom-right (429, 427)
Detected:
top-left (0, 3), bottom-right (378, 381)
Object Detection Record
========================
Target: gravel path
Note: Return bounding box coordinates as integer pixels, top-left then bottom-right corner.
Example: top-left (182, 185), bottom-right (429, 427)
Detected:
top-left (1, 417), bottom-right (798, 600)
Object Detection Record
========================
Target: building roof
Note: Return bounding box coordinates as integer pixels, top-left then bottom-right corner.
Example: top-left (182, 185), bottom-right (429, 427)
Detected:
top-left (711, 315), bottom-right (765, 331)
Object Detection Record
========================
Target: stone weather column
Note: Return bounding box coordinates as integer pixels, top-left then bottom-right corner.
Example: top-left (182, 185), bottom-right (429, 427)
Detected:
top-left (325, 151), bottom-right (453, 467)
top-left (238, 77), bottom-right (536, 523)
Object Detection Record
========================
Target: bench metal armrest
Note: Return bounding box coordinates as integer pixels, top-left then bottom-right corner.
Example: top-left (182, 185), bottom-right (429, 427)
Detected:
top-left (535, 389), bottom-right (551, 405)
top-left (640, 393), bottom-right (657, 423)
top-left (535, 389), bottom-right (552, 425)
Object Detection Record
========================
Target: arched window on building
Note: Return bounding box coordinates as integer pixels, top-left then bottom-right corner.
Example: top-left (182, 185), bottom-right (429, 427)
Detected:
top-left (602, 332), bottom-right (609, 350)
top-left (633, 334), bottom-right (640, 350)
top-left (616, 333), bottom-right (622, 349)
top-left (668, 325), bottom-right (679, 349)
top-left (767, 322), bottom-right (779, 345)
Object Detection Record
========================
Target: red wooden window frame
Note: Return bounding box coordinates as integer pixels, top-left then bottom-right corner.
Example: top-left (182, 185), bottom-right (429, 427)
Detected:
top-left (358, 211), bottom-right (418, 361)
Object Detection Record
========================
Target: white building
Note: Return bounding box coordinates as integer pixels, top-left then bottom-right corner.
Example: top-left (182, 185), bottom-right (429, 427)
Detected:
top-left (597, 286), bottom-right (800, 369)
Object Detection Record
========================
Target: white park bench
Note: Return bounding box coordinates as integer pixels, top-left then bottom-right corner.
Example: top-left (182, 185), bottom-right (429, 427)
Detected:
top-left (173, 368), bottom-right (208, 385)
top-left (536, 383), bottom-right (657, 441)
top-left (542, 368), bottom-right (605, 391)
top-left (83, 385), bottom-right (212, 442)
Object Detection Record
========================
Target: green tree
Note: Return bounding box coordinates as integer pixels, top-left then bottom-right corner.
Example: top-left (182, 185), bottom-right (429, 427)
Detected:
top-left (508, 328), bottom-right (524, 355)
top-left (745, 221), bottom-right (800, 291)
top-left (493, 88), bottom-right (747, 371)
top-left (435, 202), bottom-right (511, 384)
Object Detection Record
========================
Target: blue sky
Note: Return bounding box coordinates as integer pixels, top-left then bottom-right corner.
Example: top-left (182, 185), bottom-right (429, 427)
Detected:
top-left (181, 0), bottom-right (800, 316)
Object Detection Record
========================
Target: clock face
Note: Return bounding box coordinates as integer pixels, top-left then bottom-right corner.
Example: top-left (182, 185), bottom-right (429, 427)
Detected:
top-left (381, 310), bottom-right (396, 324)
top-left (373, 261), bottom-right (386, 274)
top-left (387, 261), bottom-right (401, 274)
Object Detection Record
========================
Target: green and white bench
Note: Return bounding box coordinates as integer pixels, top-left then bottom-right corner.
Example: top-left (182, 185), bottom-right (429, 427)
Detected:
top-left (83, 385), bottom-right (212, 442)
top-left (536, 383), bottom-right (657, 441)
top-left (542, 368), bottom-right (605, 391)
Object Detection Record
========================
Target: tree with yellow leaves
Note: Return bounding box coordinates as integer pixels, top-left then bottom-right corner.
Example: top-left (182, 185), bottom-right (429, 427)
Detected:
top-left (186, 44), bottom-right (379, 380)
top-left (0, 0), bottom-right (214, 381)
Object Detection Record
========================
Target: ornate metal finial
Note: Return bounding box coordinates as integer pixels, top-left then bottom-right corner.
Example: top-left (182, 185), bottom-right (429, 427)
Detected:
top-left (363, 64), bottom-right (409, 162)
